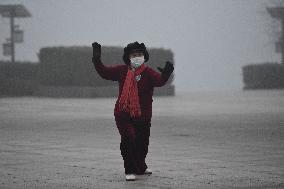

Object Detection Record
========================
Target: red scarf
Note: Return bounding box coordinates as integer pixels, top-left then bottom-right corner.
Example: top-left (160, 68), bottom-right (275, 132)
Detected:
top-left (118, 64), bottom-right (146, 118)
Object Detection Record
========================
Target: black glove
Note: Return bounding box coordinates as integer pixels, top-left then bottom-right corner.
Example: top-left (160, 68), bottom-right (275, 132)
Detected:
top-left (157, 61), bottom-right (174, 75)
top-left (92, 42), bottom-right (101, 64)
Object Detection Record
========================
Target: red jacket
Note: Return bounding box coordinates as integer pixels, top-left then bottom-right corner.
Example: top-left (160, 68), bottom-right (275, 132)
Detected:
top-left (95, 62), bottom-right (171, 121)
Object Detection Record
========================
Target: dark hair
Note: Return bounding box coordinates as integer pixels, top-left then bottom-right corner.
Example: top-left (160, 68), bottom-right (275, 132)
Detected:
top-left (122, 41), bottom-right (149, 65)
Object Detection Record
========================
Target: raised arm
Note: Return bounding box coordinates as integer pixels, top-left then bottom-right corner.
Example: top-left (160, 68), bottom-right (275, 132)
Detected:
top-left (92, 42), bottom-right (120, 81)
top-left (151, 61), bottom-right (174, 87)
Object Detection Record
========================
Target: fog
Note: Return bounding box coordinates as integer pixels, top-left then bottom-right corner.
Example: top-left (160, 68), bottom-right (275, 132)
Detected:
top-left (0, 0), bottom-right (281, 93)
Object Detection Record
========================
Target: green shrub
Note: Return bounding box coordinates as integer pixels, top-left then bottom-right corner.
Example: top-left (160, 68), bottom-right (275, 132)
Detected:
top-left (38, 46), bottom-right (174, 87)
top-left (242, 63), bottom-right (284, 89)
top-left (0, 61), bottom-right (39, 96)
top-left (0, 46), bottom-right (175, 97)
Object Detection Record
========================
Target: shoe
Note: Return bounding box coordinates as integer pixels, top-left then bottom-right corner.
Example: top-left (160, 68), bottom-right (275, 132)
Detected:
top-left (125, 174), bottom-right (136, 181)
top-left (144, 168), bottom-right (152, 175)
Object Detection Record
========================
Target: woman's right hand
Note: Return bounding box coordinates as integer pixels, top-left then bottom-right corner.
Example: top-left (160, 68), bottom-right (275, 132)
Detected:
top-left (92, 42), bottom-right (101, 63)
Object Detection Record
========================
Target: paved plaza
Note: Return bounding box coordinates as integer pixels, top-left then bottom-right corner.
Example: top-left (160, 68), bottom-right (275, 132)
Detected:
top-left (0, 90), bottom-right (283, 188)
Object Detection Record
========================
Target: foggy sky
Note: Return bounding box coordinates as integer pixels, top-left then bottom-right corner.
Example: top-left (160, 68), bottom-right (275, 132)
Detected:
top-left (0, 0), bottom-right (281, 93)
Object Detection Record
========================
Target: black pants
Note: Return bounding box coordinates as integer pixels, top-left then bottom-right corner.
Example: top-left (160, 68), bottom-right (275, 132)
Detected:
top-left (115, 115), bottom-right (151, 174)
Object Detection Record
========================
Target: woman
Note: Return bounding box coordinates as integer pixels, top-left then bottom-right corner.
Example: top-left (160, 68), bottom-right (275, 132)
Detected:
top-left (92, 41), bottom-right (174, 181)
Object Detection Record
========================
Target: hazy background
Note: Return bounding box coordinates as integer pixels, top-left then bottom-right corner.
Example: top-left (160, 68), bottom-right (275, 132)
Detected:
top-left (0, 0), bottom-right (281, 93)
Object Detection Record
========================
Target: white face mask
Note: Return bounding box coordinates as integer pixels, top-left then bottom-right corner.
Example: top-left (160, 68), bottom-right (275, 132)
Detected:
top-left (130, 56), bottom-right (145, 68)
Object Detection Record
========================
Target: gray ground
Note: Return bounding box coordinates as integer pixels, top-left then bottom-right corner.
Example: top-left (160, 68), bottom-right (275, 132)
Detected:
top-left (0, 90), bottom-right (283, 189)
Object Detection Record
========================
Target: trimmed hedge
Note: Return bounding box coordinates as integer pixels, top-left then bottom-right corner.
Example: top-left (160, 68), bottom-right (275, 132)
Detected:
top-left (242, 63), bottom-right (284, 89)
top-left (0, 45), bottom-right (175, 97)
top-left (34, 85), bottom-right (175, 98)
top-left (0, 61), bottom-right (39, 96)
top-left (38, 46), bottom-right (174, 87)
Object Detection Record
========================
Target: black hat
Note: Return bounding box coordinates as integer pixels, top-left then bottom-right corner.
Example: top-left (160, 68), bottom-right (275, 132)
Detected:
top-left (123, 41), bottom-right (149, 65)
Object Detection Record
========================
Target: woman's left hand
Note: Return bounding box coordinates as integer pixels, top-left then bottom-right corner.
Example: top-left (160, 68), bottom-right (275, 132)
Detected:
top-left (157, 61), bottom-right (174, 75)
